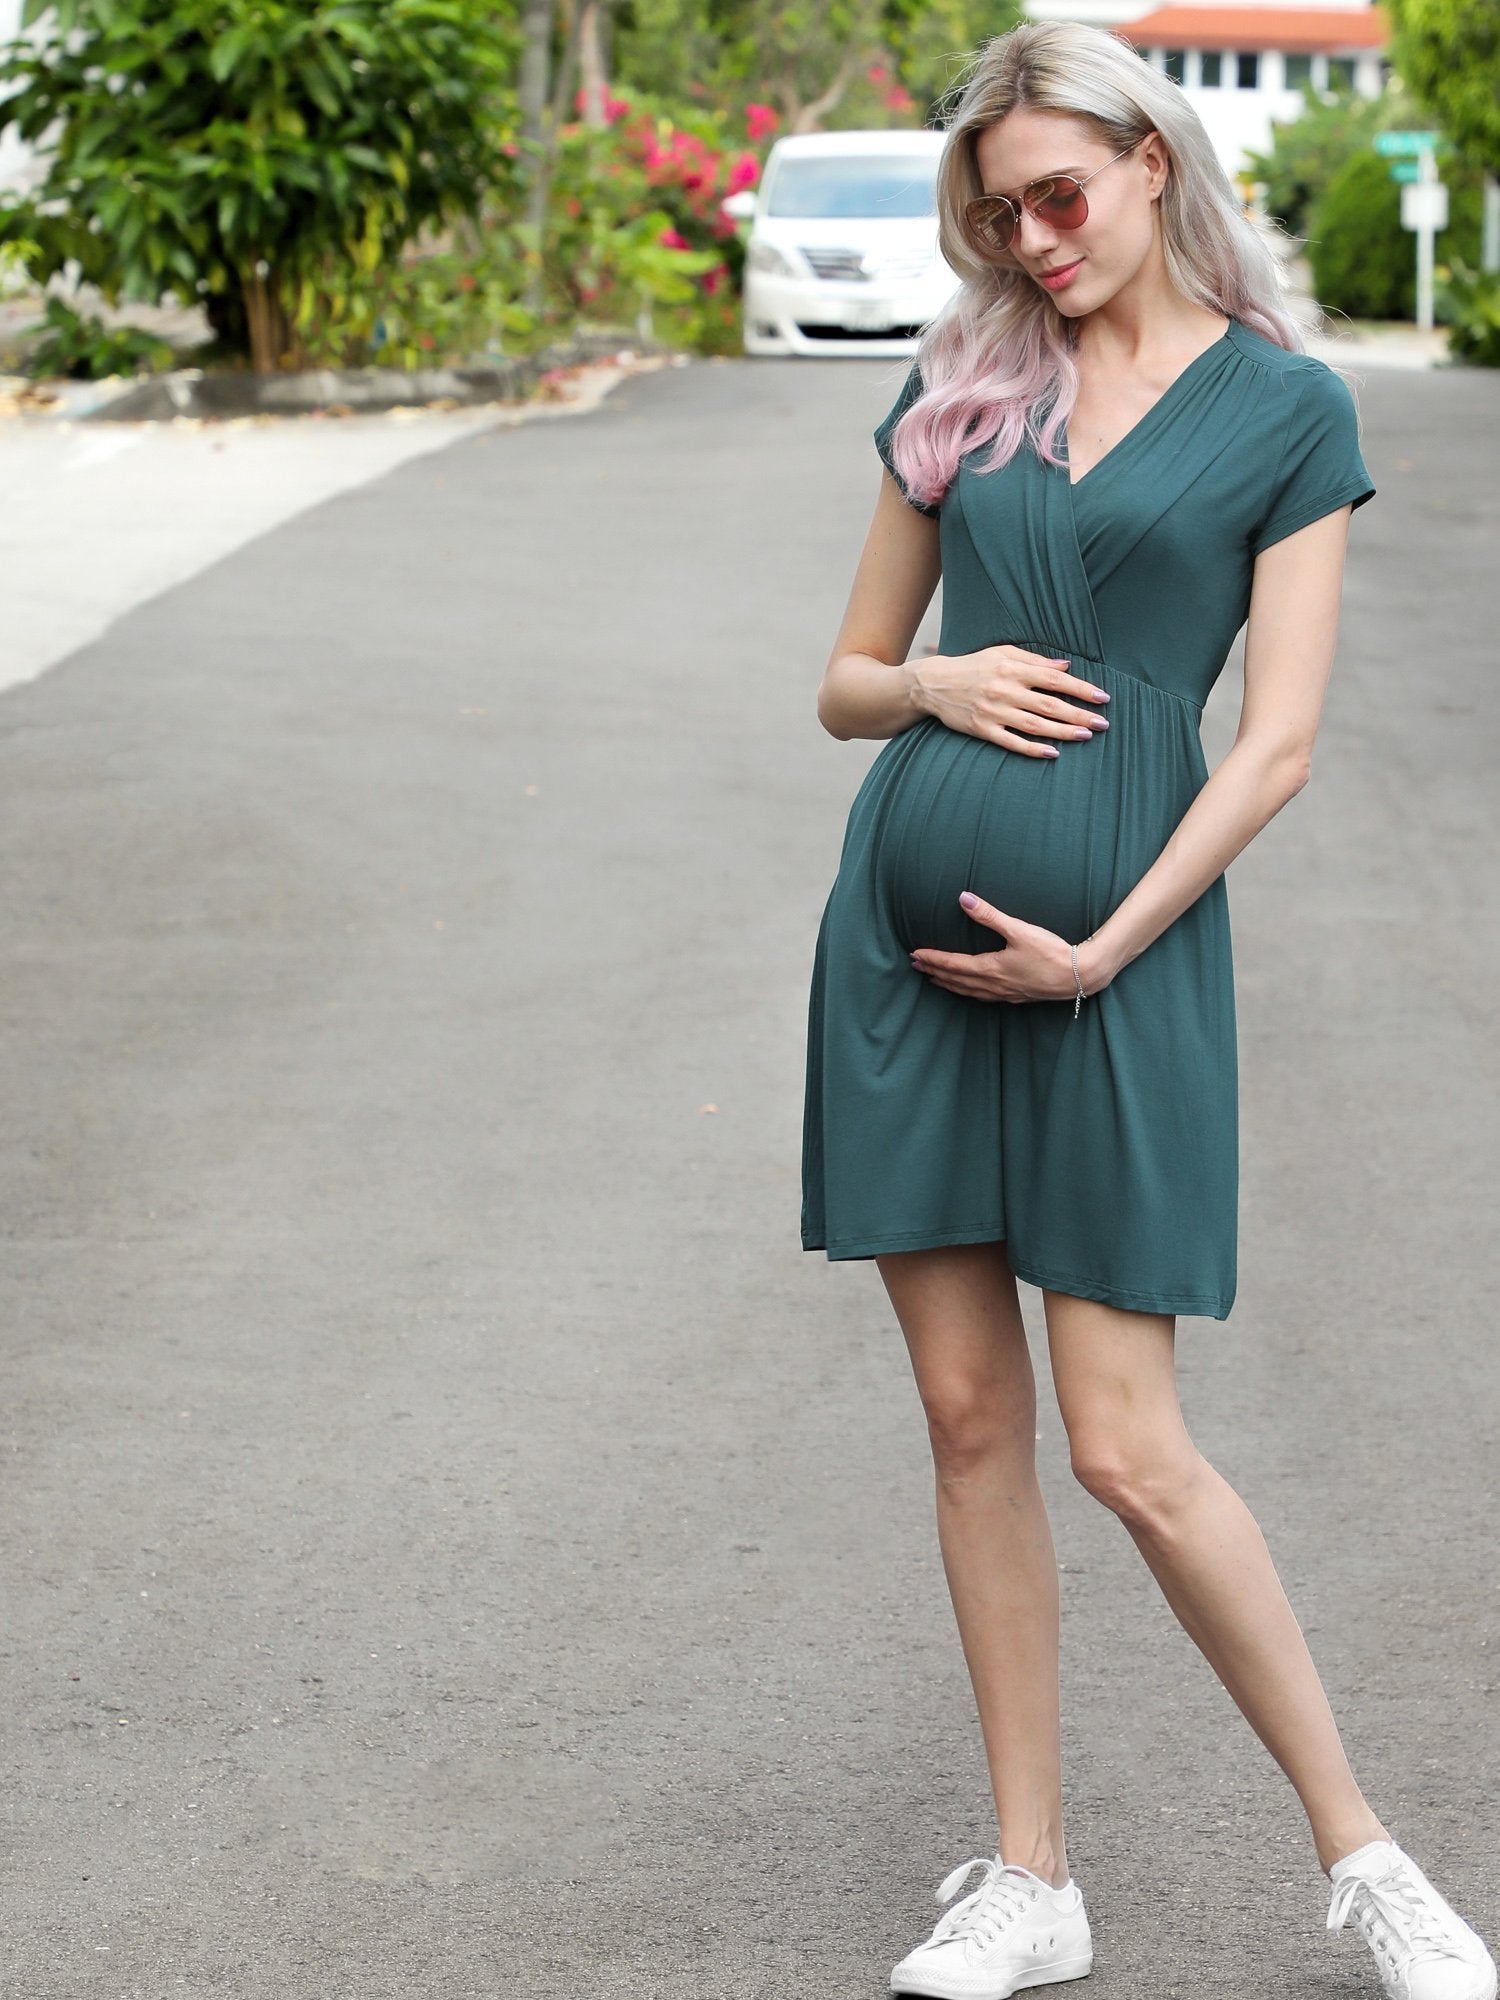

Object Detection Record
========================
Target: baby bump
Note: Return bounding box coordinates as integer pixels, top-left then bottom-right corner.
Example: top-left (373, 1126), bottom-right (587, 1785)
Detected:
top-left (844, 717), bottom-right (1104, 953)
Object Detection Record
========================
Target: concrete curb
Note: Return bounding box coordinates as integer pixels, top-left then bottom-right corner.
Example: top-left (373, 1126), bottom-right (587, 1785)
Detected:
top-left (70, 328), bottom-right (686, 423)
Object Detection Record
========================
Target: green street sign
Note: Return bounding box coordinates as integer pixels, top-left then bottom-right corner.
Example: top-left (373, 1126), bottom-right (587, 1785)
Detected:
top-left (1388, 160), bottom-right (1422, 182)
top-left (1374, 130), bottom-right (1443, 155)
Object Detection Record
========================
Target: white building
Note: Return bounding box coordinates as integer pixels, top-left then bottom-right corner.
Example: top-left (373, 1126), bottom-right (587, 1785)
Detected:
top-left (1025, 0), bottom-right (1391, 179)
top-left (0, 0), bottom-right (35, 195)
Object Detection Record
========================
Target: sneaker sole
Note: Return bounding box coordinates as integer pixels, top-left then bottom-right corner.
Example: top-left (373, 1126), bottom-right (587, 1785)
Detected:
top-left (890, 1951), bottom-right (1094, 1998)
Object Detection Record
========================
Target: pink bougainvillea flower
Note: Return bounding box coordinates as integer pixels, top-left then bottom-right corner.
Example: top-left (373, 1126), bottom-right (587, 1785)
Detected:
top-left (745, 102), bottom-right (778, 142)
top-left (565, 195), bottom-right (583, 216)
top-left (867, 62), bottom-right (889, 83)
top-left (658, 227), bottom-right (691, 249)
top-left (727, 151), bottom-right (760, 193)
top-left (884, 86), bottom-right (915, 112)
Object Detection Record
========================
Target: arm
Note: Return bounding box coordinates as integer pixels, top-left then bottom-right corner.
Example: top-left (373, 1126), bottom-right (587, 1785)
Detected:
top-left (912, 503), bottom-right (1356, 1003)
top-left (1078, 501), bottom-right (1352, 991)
top-left (816, 471), bottom-right (941, 741)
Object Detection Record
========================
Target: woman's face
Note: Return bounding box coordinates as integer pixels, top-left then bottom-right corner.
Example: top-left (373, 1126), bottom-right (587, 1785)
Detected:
top-left (970, 107), bottom-right (1167, 316)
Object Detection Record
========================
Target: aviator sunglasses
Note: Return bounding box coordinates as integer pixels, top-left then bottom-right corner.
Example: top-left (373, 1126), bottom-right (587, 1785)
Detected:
top-left (964, 138), bottom-right (1145, 256)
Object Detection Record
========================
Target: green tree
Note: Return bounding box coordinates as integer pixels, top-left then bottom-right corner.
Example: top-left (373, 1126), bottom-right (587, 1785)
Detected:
top-left (1383, 0), bottom-right (1500, 171)
top-left (1244, 85), bottom-right (1392, 239)
top-left (0, 0), bottom-right (519, 370)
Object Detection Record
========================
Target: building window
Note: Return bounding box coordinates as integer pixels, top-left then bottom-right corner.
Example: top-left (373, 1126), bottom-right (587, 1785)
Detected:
top-left (1236, 50), bottom-right (1259, 88)
top-left (1326, 55), bottom-right (1356, 89)
top-left (1200, 49), bottom-right (1222, 85)
top-left (1284, 51), bottom-right (1313, 88)
top-left (1164, 47), bottom-right (1186, 82)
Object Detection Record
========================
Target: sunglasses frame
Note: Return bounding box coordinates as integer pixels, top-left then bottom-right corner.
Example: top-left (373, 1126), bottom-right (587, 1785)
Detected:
top-left (963, 139), bottom-right (1145, 258)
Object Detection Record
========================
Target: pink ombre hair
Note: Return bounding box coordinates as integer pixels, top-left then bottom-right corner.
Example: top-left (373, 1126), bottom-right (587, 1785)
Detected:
top-left (888, 20), bottom-right (1316, 510)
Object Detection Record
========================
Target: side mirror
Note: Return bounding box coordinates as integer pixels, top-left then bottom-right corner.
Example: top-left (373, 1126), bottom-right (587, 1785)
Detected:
top-left (721, 188), bottom-right (759, 222)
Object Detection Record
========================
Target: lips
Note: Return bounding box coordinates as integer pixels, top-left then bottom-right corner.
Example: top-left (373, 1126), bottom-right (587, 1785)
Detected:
top-left (1039, 259), bottom-right (1083, 280)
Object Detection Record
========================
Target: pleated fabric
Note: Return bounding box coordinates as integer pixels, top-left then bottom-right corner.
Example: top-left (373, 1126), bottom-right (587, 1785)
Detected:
top-left (801, 315), bottom-right (1376, 1318)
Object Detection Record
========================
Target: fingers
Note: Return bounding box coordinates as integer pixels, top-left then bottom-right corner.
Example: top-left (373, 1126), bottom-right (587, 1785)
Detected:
top-left (1027, 691), bottom-right (1111, 732)
top-left (911, 951), bottom-right (1010, 1000)
top-left (987, 726), bottom-right (1062, 758)
top-left (1032, 658), bottom-right (1111, 705)
top-left (956, 890), bottom-right (1009, 933)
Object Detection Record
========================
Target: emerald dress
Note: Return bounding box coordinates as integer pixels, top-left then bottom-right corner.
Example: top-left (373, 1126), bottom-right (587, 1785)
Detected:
top-left (800, 315), bottom-right (1376, 1318)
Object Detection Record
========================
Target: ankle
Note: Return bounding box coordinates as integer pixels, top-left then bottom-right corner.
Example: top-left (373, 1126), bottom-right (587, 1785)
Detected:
top-left (1316, 1814), bottom-right (1394, 1876)
top-left (999, 1840), bottom-right (1069, 1890)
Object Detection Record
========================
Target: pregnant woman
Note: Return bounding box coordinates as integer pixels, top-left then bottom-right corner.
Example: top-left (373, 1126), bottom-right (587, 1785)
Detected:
top-left (800, 20), bottom-right (1496, 2000)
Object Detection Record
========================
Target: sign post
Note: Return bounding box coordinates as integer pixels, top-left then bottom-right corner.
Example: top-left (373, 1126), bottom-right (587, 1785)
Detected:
top-left (1376, 131), bottom-right (1449, 330)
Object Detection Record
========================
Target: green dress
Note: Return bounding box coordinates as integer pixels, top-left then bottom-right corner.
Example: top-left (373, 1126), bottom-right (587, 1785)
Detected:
top-left (800, 315), bottom-right (1376, 1318)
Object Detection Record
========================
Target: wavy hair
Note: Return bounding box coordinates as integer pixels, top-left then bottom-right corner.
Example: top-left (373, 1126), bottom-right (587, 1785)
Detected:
top-left (888, 20), bottom-right (1317, 510)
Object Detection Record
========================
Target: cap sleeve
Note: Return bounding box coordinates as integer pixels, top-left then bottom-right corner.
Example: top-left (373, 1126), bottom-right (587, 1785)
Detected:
top-left (873, 359), bottom-right (940, 518)
top-left (1252, 362), bottom-right (1376, 556)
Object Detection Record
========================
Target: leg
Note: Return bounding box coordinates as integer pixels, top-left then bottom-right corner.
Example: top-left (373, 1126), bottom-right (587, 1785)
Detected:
top-left (877, 1240), bottom-right (1071, 1888)
top-left (1043, 1289), bottom-right (1389, 1874)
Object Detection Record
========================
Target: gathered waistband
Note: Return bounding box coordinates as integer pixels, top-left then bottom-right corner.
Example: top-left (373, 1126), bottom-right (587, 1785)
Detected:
top-left (1000, 637), bottom-right (1205, 715)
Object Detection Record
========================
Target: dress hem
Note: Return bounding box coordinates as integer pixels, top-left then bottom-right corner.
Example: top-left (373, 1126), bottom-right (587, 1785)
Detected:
top-left (802, 1225), bottom-right (1234, 1320)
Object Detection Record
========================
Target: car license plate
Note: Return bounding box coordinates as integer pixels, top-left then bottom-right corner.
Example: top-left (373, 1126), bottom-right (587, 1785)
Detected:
top-left (845, 298), bottom-right (897, 331)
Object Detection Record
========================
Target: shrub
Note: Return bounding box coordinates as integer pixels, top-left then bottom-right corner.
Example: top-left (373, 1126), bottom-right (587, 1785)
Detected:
top-left (21, 297), bottom-right (175, 379)
top-left (1304, 145), bottom-right (1485, 323)
top-left (0, 0), bottom-right (517, 371)
top-left (1437, 258), bottom-right (1500, 366)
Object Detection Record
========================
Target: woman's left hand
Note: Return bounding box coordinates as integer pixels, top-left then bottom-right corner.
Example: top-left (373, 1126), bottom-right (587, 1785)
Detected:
top-left (910, 890), bottom-right (1087, 1004)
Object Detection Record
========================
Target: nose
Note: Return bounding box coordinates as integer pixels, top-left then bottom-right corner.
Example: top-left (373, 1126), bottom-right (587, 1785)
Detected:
top-left (1011, 202), bottom-right (1063, 261)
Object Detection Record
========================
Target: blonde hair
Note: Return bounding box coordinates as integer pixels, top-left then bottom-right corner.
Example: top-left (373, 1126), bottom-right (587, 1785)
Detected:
top-left (890, 19), bottom-right (1317, 508)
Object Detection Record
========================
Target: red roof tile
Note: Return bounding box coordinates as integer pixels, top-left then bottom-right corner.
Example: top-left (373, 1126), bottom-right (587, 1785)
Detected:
top-left (1115, 5), bottom-right (1388, 50)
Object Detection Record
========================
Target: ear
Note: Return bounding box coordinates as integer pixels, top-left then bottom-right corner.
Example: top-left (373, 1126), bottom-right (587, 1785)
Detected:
top-left (1140, 128), bottom-right (1170, 201)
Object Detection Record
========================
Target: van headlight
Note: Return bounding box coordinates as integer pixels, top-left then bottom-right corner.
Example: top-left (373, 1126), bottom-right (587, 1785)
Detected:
top-left (746, 240), bottom-right (800, 278)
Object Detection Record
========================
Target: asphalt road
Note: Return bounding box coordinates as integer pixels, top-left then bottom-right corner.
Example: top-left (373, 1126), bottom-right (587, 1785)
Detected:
top-left (3, 349), bottom-right (1498, 2000)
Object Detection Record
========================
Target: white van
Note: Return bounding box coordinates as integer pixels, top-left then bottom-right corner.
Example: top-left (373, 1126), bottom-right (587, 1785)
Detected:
top-left (723, 128), bottom-right (961, 357)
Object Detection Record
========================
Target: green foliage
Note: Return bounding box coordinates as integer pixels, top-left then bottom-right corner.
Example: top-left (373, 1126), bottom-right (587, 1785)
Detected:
top-left (615, 0), bottom-right (1007, 132)
top-left (542, 91), bottom-right (756, 353)
top-left (1437, 257), bottom-right (1500, 365)
top-left (1304, 145), bottom-right (1485, 321)
top-left (1243, 86), bottom-right (1392, 239)
top-left (21, 296), bottom-right (175, 378)
top-left (0, 0), bottom-right (519, 370)
top-left (1383, 0), bottom-right (1500, 173)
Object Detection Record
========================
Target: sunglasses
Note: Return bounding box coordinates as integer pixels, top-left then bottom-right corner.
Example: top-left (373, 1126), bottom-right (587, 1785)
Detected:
top-left (964, 140), bottom-right (1144, 257)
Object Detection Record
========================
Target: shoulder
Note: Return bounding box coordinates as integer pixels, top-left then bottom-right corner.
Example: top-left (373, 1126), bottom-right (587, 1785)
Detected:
top-left (1227, 320), bottom-right (1361, 416)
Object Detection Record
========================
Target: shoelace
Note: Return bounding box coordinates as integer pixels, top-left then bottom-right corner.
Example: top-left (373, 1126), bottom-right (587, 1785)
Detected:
top-left (928, 1857), bottom-right (1041, 1953)
top-left (1327, 1859), bottom-right (1470, 1966)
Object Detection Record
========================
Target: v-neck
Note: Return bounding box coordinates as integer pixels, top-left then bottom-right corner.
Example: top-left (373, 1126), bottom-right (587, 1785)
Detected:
top-left (1062, 317), bottom-right (1237, 489)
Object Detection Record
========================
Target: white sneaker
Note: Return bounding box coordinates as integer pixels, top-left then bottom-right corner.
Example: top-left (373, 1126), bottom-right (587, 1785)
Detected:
top-left (1327, 1838), bottom-right (1497, 2000)
top-left (889, 1854), bottom-right (1093, 1999)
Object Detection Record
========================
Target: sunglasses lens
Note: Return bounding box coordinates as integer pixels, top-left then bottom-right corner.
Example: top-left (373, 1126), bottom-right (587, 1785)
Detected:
top-left (970, 202), bottom-right (1015, 253)
top-left (1031, 178), bottom-right (1088, 229)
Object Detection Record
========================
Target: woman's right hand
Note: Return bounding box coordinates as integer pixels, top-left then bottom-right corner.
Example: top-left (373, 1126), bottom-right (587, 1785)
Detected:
top-left (910, 644), bottom-right (1111, 757)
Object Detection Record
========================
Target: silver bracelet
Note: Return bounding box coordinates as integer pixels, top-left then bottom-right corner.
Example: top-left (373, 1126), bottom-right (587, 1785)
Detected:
top-left (1071, 943), bottom-right (1086, 1019)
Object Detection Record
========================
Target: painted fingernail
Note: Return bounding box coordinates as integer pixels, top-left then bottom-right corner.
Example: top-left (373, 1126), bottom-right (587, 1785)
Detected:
top-left (1092, 717), bottom-right (1109, 729)
top-left (959, 891), bottom-right (978, 910)
top-left (1091, 689), bottom-right (1110, 702)
top-left (1073, 728), bottom-right (1093, 740)
top-left (1043, 746), bottom-right (1060, 758)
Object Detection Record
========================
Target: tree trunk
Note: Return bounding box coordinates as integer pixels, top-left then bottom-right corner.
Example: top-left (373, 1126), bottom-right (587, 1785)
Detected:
top-left (518, 0), bottom-right (555, 317)
top-left (241, 265), bottom-right (301, 372)
top-left (578, 0), bottom-right (608, 128)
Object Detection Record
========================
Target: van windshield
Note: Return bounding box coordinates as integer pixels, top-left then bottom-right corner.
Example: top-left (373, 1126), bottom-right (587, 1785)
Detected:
top-left (764, 156), bottom-right (938, 219)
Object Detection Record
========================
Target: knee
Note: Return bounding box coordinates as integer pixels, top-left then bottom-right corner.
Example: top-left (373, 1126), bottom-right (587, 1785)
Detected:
top-left (919, 1376), bottom-right (1034, 1485)
top-left (1067, 1433), bottom-right (1203, 1533)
